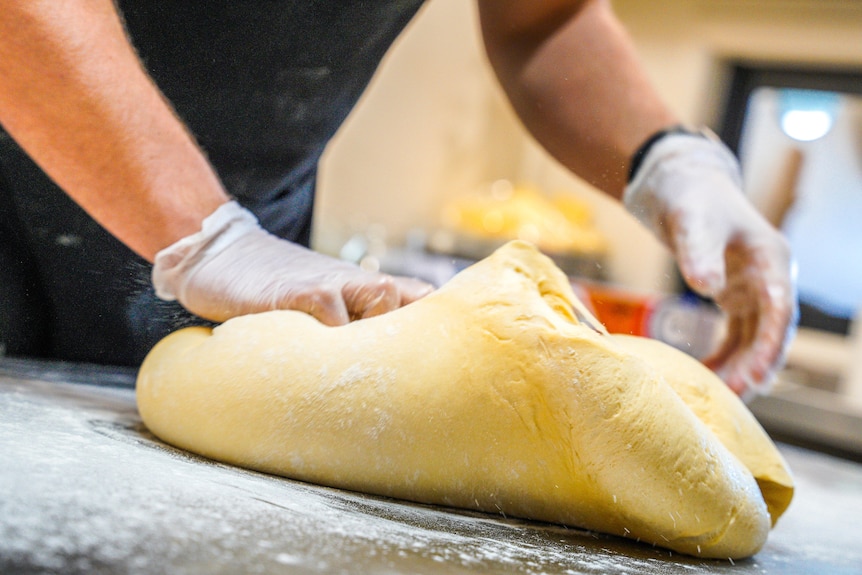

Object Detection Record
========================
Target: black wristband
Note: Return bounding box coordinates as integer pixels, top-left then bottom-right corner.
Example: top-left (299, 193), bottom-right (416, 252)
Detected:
top-left (627, 125), bottom-right (708, 183)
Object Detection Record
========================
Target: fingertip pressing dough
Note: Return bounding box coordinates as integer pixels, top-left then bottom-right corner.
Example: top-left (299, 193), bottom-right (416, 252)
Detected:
top-left (136, 240), bottom-right (793, 559)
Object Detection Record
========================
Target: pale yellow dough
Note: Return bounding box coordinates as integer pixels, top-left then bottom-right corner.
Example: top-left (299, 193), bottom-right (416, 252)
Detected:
top-left (137, 240), bottom-right (793, 559)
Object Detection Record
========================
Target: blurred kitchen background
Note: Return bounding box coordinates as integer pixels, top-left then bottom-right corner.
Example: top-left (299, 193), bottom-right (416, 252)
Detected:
top-left (312, 0), bottom-right (862, 458)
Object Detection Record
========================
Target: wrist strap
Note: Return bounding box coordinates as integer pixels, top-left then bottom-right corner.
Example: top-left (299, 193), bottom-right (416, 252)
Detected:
top-left (627, 125), bottom-right (710, 183)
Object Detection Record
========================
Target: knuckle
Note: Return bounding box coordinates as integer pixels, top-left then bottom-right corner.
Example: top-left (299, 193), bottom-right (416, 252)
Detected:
top-left (282, 286), bottom-right (342, 312)
top-left (306, 288), bottom-right (343, 309)
top-left (352, 274), bottom-right (400, 316)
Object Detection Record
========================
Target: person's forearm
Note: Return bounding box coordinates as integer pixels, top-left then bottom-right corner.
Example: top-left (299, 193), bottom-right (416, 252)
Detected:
top-left (0, 0), bottom-right (229, 261)
top-left (478, 0), bottom-right (678, 198)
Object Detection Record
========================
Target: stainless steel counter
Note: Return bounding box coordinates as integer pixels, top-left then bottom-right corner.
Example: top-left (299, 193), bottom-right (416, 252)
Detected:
top-left (1, 361), bottom-right (861, 575)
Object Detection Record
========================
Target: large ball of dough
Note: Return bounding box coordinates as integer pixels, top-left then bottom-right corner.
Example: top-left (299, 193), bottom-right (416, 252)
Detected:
top-left (137, 240), bottom-right (792, 559)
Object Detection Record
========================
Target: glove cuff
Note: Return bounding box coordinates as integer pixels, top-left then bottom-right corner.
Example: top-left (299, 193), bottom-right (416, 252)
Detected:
top-left (623, 129), bottom-right (743, 233)
top-left (627, 125), bottom-right (710, 183)
top-left (152, 201), bottom-right (261, 301)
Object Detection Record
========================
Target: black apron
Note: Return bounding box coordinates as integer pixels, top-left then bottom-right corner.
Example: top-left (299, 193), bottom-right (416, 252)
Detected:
top-left (0, 0), bottom-right (426, 365)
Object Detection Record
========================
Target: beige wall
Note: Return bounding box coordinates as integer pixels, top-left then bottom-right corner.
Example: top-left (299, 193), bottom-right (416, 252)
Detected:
top-left (315, 0), bottom-right (862, 292)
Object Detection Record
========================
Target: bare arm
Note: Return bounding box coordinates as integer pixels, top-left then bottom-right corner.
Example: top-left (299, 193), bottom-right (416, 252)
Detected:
top-left (477, 0), bottom-right (678, 197)
top-left (0, 0), bottom-right (229, 262)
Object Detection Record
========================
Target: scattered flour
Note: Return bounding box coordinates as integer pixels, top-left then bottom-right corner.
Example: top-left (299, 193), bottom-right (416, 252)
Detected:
top-left (1, 376), bottom-right (860, 574)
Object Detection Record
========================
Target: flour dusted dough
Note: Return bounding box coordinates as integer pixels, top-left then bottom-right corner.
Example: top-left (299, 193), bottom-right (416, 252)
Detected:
top-left (137, 240), bottom-right (793, 559)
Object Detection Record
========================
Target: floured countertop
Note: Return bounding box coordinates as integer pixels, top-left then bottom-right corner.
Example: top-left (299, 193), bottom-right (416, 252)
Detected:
top-left (1, 360), bottom-right (861, 575)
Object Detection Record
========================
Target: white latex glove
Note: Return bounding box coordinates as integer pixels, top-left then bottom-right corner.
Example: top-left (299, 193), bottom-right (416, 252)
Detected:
top-left (624, 131), bottom-right (798, 400)
top-left (152, 201), bottom-right (434, 325)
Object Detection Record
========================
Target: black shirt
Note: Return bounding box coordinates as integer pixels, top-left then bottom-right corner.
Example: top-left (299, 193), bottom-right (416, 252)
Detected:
top-left (119, 0), bottom-right (426, 243)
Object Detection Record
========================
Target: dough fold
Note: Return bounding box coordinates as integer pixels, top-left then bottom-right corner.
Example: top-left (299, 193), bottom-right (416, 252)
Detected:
top-left (137, 240), bottom-right (793, 559)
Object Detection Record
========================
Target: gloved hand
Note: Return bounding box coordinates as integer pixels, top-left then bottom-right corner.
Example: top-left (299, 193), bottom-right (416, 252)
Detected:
top-left (152, 201), bottom-right (434, 325)
top-left (624, 130), bottom-right (798, 400)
